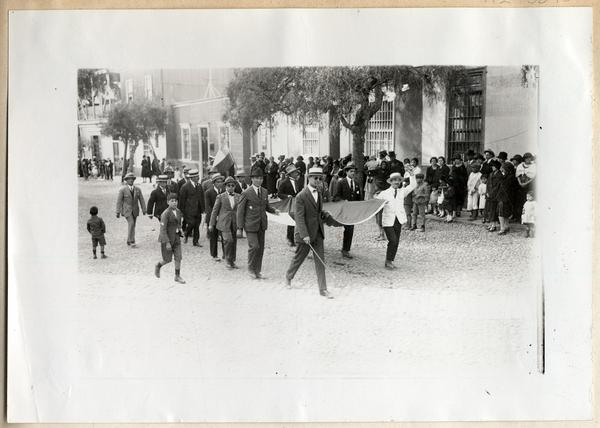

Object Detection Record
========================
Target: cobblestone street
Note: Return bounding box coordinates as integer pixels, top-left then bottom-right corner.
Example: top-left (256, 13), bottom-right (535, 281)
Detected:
top-left (77, 178), bottom-right (540, 383)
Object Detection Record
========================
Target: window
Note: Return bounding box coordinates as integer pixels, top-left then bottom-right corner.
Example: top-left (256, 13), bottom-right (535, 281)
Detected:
top-left (181, 124), bottom-right (191, 160)
top-left (144, 75), bottom-right (153, 99)
top-left (112, 141), bottom-right (120, 158)
top-left (302, 127), bottom-right (319, 155)
top-left (447, 68), bottom-right (485, 159)
top-left (125, 79), bottom-right (133, 101)
top-left (143, 140), bottom-right (152, 157)
top-left (365, 100), bottom-right (394, 156)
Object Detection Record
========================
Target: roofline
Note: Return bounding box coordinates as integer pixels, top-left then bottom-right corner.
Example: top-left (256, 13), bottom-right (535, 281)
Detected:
top-left (172, 96), bottom-right (228, 109)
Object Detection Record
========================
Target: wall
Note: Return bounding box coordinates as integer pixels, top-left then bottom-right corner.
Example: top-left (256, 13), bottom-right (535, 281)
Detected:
top-left (484, 66), bottom-right (539, 157)
top-left (420, 83), bottom-right (447, 163)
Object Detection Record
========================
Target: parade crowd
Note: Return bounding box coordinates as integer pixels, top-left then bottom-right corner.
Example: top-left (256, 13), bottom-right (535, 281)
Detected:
top-left (84, 148), bottom-right (537, 299)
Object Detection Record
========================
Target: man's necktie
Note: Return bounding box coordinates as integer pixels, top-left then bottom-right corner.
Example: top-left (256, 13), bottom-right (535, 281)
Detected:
top-left (394, 189), bottom-right (397, 199)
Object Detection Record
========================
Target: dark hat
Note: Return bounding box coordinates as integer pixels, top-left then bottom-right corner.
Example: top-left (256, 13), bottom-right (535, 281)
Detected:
top-left (510, 154), bottom-right (524, 163)
top-left (388, 151), bottom-right (396, 157)
top-left (223, 176), bottom-right (236, 186)
top-left (490, 159), bottom-right (501, 169)
top-left (344, 162), bottom-right (357, 171)
top-left (296, 155), bottom-right (304, 161)
top-left (250, 167), bottom-right (264, 177)
top-left (124, 172), bottom-right (136, 180)
top-left (188, 169), bottom-right (200, 178)
top-left (483, 149), bottom-right (495, 157)
top-left (379, 150), bottom-right (388, 157)
top-left (415, 173), bottom-right (425, 179)
top-left (285, 165), bottom-right (299, 175)
top-left (523, 152), bottom-right (534, 160)
top-left (498, 151), bottom-right (508, 160)
top-left (211, 173), bottom-right (224, 183)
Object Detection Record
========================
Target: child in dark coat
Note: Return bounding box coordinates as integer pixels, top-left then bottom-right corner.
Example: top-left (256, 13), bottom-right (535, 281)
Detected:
top-left (87, 206), bottom-right (107, 259)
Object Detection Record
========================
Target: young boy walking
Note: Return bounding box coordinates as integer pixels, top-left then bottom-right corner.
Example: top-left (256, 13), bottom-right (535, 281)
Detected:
top-left (155, 193), bottom-right (186, 284)
top-left (87, 206), bottom-right (107, 259)
top-left (411, 173), bottom-right (430, 232)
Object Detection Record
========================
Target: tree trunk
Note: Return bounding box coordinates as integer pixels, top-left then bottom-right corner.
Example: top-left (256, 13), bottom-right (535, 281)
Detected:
top-left (241, 122), bottom-right (253, 171)
top-left (328, 107), bottom-right (340, 159)
top-left (128, 141), bottom-right (138, 173)
top-left (122, 139), bottom-right (129, 179)
top-left (351, 127), bottom-right (367, 194)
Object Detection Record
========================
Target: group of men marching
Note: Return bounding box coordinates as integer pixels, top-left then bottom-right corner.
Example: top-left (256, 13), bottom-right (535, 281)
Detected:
top-left (115, 164), bottom-right (337, 298)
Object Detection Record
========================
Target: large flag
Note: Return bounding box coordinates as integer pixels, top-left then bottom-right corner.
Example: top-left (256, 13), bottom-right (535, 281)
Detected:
top-left (268, 197), bottom-right (386, 227)
top-left (212, 149), bottom-right (236, 176)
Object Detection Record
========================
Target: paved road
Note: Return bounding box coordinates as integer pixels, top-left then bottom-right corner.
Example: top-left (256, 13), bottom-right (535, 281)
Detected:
top-left (77, 178), bottom-right (540, 382)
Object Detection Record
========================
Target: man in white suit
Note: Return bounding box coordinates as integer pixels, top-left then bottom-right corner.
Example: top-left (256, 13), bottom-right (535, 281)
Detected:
top-left (374, 170), bottom-right (416, 270)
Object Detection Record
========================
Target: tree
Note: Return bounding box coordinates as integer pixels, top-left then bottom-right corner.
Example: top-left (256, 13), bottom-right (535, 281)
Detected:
top-left (101, 100), bottom-right (167, 177)
top-left (225, 66), bottom-right (467, 184)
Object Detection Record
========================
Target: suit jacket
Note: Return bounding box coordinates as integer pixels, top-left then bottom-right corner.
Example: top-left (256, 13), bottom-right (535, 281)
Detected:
top-left (177, 178), bottom-right (188, 193)
top-left (179, 181), bottom-right (205, 219)
top-left (335, 177), bottom-right (362, 202)
top-left (204, 186), bottom-right (222, 226)
top-left (375, 177), bottom-right (417, 226)
top-left (236, 186), bottom-right (276, 232)
top-left (294, 186), bottom-right (325, 243)
top-left (158, 208), bottom-right (183, 245)
top-left (147, 186), bottom-right (169, 219)
top-left (210, 192), bottom-right (241, 232)
top-left (277, 177), bottom-right (299, 199)
top-left (116, 185), bottom-right (146, 217)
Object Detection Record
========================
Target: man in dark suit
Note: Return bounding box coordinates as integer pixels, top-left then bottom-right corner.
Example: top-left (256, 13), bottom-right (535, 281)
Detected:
top-left (234, 169), bottom-right (249, 194)
top-left (334, 162), bottom-right (362, 259)
top-left (178, 169), bottom-right (205, 246)
top-left (163, 166), bottom-right (179, 195)
top-left (277, 164), bottom-right (301, 246)
top-left (204, 173), bottom-right (225, 261)
top-left (147, 175), bottom-right (169, 221)
top-left (116, 172), bottom-right (147, 247)
top-left (177, 167), bottom-right (191, 193)
top-left (209, 177), bottom-right (241, 269)
top-left (285, 166), bottom-right (333, 299)
top-left (236, 167), bottom-right (280, 280)
top-left (154, 193), bottom-right (185, 284)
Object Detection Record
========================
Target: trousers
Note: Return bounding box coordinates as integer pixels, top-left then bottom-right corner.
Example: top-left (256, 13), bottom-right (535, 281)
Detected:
top-left (383, 218), bottom-right (402, 261)
top-left (185, 215), bottom-right (202, 244)
top-left (411, 202), bottom-right (427, 227)
top-left (342, 225), bottom-right (354, 251)
top-left (286, 225), bottom-right (295, 243)
top-left (126, 215), bottom-right (137, 244)
top-left (221, 225), bottom-right (238, 265)
top-left (246, 229), bottom-right (266, 274)
top-left (160, 242), bottom-right (182, 269)
top-left (286, 236), bottom-right (327, 293)
top-left (207, 226), bottom-right (223, 258)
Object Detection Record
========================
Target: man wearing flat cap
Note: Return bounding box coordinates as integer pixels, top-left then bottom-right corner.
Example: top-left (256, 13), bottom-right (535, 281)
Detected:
top-left (178, 169), bottom-right (205, 246)
top-left (334, 162), bottom-right (363, 259)
top-left (204, 173), bottom-right (225, 261)
top-left (237, 167), bottom-right (280, 280)
top-left (285, 166), bottom-right (333, 299)
top-left (116, 172), bottom-right (146, 247)
top-left (278, 164), bottom-right (301, 247)
top-left (209, 176), bottom-right (241, 269)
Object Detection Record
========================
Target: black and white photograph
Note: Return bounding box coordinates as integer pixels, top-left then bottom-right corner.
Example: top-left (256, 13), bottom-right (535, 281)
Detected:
top-left (7, 8), bottom-right (593, 422)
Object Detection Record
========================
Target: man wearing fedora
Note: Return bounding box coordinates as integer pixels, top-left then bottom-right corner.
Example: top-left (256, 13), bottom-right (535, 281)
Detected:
top-left (285, 167), bottom-right (333, 299)
top-left (278, 164), bottom-right (301, 247)
top-left (178, 169), bottom-right (205, 247)
top-left (234, 169), bottom-right (249, 194)
top-left (116, 172), bottom-right (147, 247)
top-left (334, 162), bottom-right (363, 259)
top-left (147, 174), bottom-right (170, 221)
top-left (236, 167), bottom-right (280, 280)
top-left (209, 176), bottom-right (241, 269)
top-left (204, 173), bottom-right (225, 261)
top-left (375, 170), bottom-right (416, 270)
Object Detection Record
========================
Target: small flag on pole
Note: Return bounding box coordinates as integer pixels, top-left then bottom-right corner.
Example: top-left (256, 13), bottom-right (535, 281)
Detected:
top-left (212, 150), bottom-right (236, 177)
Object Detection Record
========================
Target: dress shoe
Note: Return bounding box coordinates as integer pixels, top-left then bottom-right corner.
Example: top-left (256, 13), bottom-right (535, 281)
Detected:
top-left (341, 250), bottom-right (353, 259)
top-left (154, 262), bottom-right (162, 278)
top-left (385, 260), bottom-right (396, 270)
top-left (284, 277), bottom-right (292, 288)
top-left (255, 272), bottom-right (267, 280)
top-left (213, 257), bottom-right (221, 262)
top-left (101, 254), bottom-right (107, 259)
top-left (174, 275), bottom-right (186, 284)
top-left (320, 290), bottom-right (334, 299)
top-left (193, 242), bottom-right (202, 247)
top-left (93, 254), bottom-right (97, 259)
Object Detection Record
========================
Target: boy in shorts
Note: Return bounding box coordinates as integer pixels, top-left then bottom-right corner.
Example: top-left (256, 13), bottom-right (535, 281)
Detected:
top-left (87, 206), bottom-right (107, 259)
top-left (155, 193), bottom-right (186, 283)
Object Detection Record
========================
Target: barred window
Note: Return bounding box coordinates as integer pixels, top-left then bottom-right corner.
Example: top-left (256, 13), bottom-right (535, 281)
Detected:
top-left (302, 127), bottom-right (319, 155)
top-left (447, 68), bottom-right (485, 159)
top-left (365, 100), bottom-right (394, 156)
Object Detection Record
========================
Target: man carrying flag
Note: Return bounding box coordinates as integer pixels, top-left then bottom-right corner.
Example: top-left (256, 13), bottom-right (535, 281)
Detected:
top-left (284, 167), bottom-right (333, 299)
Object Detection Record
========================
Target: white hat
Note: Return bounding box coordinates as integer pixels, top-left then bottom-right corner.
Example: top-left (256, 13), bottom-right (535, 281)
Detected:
top-left (307, 167), bottom-right (324, 176)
